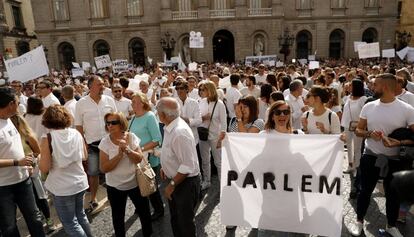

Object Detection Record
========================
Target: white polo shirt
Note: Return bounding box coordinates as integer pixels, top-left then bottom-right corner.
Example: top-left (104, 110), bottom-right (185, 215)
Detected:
top-left (114, 97), bottom-right (133, 117)
top-left (176, 97), bottom-right (202, 144)
top-left (75, 95), bottom-right (117, 144)
top-left (42, 92), bottom-right (60, 108)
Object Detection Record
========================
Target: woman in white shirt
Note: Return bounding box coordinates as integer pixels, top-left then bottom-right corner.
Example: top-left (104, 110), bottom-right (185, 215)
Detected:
top-left (341, 79), bottom-right (367, 174)
top-left (198, 81), bottom-right (227, 190)
top-left (302, 86), bottom-right (341, 135)
top-left (99, 112), bottom-right (152, 237)
top-left (261, 101), bottom-right (304, 135)
top-left (39, 105), bottom-right (91, 237)
top-left (24, 96), bottom-right (48, 142)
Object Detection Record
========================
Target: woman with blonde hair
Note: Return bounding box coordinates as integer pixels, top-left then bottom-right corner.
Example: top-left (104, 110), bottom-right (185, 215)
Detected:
top-left (198, 81), bottom-right (227, 190)
top-left (262, 101), bottom-right (304, 135)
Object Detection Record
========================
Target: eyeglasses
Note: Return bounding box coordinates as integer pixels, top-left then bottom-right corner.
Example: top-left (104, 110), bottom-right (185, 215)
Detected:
top-left (36, 86), bottom-right (47, 89)
top-left (106, 120), bottom-right (121, 126)
top-left (112, 90), bottom-right (122, 93)
top-left (175, 87), bottom-right (186, 91)
top-left (273, 109), bottom-right (290, 116)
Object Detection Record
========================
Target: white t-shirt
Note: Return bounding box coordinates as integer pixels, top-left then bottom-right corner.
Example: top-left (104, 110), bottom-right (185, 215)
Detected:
top-left (225, 87), bottom-right (242, 118)
top-left (285, 94), bottom-right (305, 130)
top-left (42, 92), bottom-right (60, 108)
top-left (74, 95), bottom-right (117, 144)
top-left (98, 133), bottom-right (140, 190)
top-left (341, 96), bottom-right (367, 128)
top-left (44, 128), bottom-right (88, 196)
top-left (397, 90), bottom-right (414, 107)
top-left (360, 99), bottom-right (414, 156)
top-left (64, 99), bottom-right (77, 127)
top-left (303, 109), bottom-right (341, 134)
top-left (255, 73), bottom-right (267, 84)
top-left (240, 86), bottom-right (260, 99)
top-left (25, 114), bottom-right (48, 142)
top-left (0, 119), bottom-right (29, 186)
top-left (114, 97), bottom-right (133, 117)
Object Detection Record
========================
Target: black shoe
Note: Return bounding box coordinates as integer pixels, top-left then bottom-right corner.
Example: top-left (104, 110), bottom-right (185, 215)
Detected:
top-left (151, 211), bottom-right (164, 221)
top-left (349, 190), bottom-right (358, 199)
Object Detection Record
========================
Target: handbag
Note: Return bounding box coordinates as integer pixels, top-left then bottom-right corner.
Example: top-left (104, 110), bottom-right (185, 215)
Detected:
top-left (198, 101), bottom-right (218, 141)
top-left (135, 152), bottom-right (157, 197)
top-left (347, 102), bottom-right (358, 132)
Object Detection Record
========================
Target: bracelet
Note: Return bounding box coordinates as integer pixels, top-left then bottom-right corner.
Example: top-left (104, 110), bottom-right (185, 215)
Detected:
top-left (13, 160), bottom-right (18, 166)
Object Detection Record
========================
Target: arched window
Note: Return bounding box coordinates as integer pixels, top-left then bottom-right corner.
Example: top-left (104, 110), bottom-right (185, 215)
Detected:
top-left (128, 38), bottom-right (145, 66)
top-left (16, 41), bottom-right (30, 56)
top-left (296, 30), bottom-right (312, 59)
top-left (93, 40), bottom-right (110, 57)
top-left (58, 42), bottom-right (76, 70)
top-left (329, 29), bottom-right (345, 59)
top-left (362, 28), bottom-right (378, 43)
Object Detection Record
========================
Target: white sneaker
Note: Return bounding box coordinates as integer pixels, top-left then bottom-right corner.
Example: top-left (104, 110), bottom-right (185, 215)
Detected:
top-left (386, 227), bottom-right (404, 237)
top-left (201, 181), bottom-right (211, 191)
top-left (348, 222), bottom-right (363, 236)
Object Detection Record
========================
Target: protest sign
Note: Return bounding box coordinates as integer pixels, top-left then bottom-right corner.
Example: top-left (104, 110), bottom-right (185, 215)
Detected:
top-left (5, 46), bottom-right (49, 83)
top-left (308, 55), bottom-right (316, 61)
top-left (268, 60), bottom-right (275, 67)
top-left (82, 62), bottom-right (91, 70)
top-left (309, 61), bottom-right (320, 69)
top-left (407, 48), bottom-right (414, 63)
top-left (72, 68), bottom-right (85, 78)
top-left (94, 54), bottom-right (112, 69)
top-left (354, 41), bottom-right (366, 52)
top-left (298, 59), bottom-right (308, 65)
top-left (188, 62), bottom-right (198, 71)
top-left (382, 49), bottom-right (395, 58)
top-left (245, 55), bottom-right (278, 66)
top-left (189, 31), bottom-right (204, 48)
top-left (276, 61), bottom-right (284, 67)
top-left (397, 47), bottom-right (409, 60)
top-left (358, 42), bottom-right (380, 59)
top-left (221, 133), bottom-right (343, 237)
top-left (72, 62), bottom-right (80, 68)
top-left (112, 59), bottom-right (129, 73)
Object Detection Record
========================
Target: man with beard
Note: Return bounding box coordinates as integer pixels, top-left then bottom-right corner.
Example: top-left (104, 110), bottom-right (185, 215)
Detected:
top-left (75, 76), bottom-right (117, 212)
top-left (348, 73), bottom-right (414, 237)
top-left (112, 83), bottom-right (133, 119)
top-left (240, 75), bottom-right (260, 99)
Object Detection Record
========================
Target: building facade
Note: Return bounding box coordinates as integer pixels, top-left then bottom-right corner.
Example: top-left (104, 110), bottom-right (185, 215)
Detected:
top-left (397, 0), bottom-right (414, 48)
top-left (0, 0), bottom-right (38, 69)
top-left (31, 0), bottom-right (399, 70)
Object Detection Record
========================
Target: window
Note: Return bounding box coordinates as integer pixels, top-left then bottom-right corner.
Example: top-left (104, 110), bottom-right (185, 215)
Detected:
top-left (90, 0), bottom-right (109, 18)
top-left (332, 0), bottom-right (346, 8)
top-left (365, 0), bottom-right (379, 7)
top-left (127, 0), bottom-right (143, 16)
top-left (53, 0), bottom-right (69, 21)
top-left (93, 40), bottom-right (110, 57)
top-left (298, 0), bottom-right (311, 9)
top-left (12, 5), bottom-right (23, 28)
top-left (212, 0), bottom-right (229, 9)
top-left (250, 0), bottom-right (261, 9)
top-left (178, 0), bottom-right (192, 11)
top-left (16, 41), bottom-right (30, 56)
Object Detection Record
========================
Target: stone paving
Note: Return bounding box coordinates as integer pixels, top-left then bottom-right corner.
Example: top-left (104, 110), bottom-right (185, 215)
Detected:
top-left (18, 158), bottom-right (414, 237)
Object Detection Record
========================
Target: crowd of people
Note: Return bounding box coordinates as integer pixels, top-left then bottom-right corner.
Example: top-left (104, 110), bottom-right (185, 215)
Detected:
top-left (0, 58), bottom-right (414, 237)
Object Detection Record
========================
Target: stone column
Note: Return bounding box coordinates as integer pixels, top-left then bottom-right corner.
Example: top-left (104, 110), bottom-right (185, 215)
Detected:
top-left (0, 0), bottom-right (9, 68)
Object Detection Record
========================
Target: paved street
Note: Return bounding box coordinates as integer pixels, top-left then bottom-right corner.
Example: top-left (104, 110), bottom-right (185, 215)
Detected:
top-left (18, 157), bottom-right (414, 237)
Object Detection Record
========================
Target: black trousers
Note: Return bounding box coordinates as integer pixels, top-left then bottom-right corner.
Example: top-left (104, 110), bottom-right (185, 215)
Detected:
top-left (167, 175), bottom-right (201, 237)
top-left (356, 153), bottom-right (411, 226)
top-left (149, 165), bottom-right (164, 214)
top-left (106, 185), bottom-right (152, 237)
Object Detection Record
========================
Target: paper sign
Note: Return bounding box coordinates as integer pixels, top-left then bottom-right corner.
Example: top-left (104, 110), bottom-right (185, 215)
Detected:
top-left (309, 61), bottom-right (320, 69)
top-left (5, 46), bottom-right (49, 83)
top-left (72, 68), bottom-right (85, 78)
top-left (190, 36), bottom-right (204, 48)
top-left (268, 60), bottom-right (275, 67)
top-left (358, 42), bottom-right (380, 59)
top-left (188, 62), bottom-right (198, 71)
top-left (407, 48), bottom-right (414, 63)
top-left (354, 42), bottom-right (366, 52)
top-left (397, 47), bottom-right (409, 60)
top-left (245, 55), bottom-right (278, 65)
top-left (308, 55), bottom-right (316, 61)
top-left (94, 54), bottom-right (112, 69)
top-left (112, 59), bottom-right (129, 73)
top-left (382, 49), bottom-right (395, 58)
top-left (72, 62), bottom-right (80, 68)
top-left (298, 59), bottom-right (308, 65)
top-left (276, 61), bottom-right (284, 67)
top-left (82, 62), bottom-right (91, 70)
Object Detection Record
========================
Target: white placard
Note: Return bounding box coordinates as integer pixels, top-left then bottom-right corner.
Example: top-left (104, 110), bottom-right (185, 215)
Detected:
top-left (358, 42), bottom-right (380, 59)
top-left (72, 68), bottom-right (84, 78)
top-left (112, 59), bottom-right (129, 73)
top-left (188, 62), bottom-right (198, 71)
top-left (276, 61), bottom-right (284, 67)
top-left (298, 59), bottom-right (308, 65)
top-left (170, 57), bottom-right (180, 63)
top-left (354, 41), bottom-right (366, 52)
top-left (221, 133), bottom-right (343, 237)
top-left (94, 54), bottom-right (112, 69)
top-left (309, 61), bottom-right (320, 69)
top-left (190, 35), bottom-right (204, 48)
top-left (72, 62), bottom-right (80, 68)
top-left (82, 62), bottom-right (91, 70)
top-left (407, 48), bottom-right (414, 63)
top-left (5, 46), bottom-right (49, 83)
top-left (382, 49), bottom-right (395, 58)
top-left (268, 60), bottom-right (275, 67)
top-left (397, 47), bottom-right (409, 60)
top-left (308, 55), bottom-right (316, 61)
top-left (245, 55), bottom-right (278, 65)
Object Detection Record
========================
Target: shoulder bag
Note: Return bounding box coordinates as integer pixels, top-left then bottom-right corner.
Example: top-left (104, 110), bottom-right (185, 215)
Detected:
top-left (198, 101), bottom-right (218, 141)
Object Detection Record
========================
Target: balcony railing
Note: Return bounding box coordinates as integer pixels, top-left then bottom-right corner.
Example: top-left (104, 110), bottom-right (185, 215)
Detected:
top-left (248, 8), bottom-right (272, 16)
top-left (209, 9), bottom-right (236, 18)
top-left (172, 11), bottom-right (198, 20)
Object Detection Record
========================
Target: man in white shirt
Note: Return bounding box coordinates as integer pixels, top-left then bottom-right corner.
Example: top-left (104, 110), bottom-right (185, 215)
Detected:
top-left (186, 76), bottom-right (200, 101)
top-left (10, 80), bottom-right (27, 114)
top-left (62, 85), bottom-right (77, 127)
top-left (157, 97), bottom-right (200, 237)
top-left (0, 87), bottom-right (46, 237)
top-left (225, 74), bottom-right (242, 119)
top-left (254, 64), bottom-right (267, 85)
top-left (396, 76), bottom-right (414, 107)
top-left (240, 75), bottom-right (260, 99)
top-left (75, 76), bottom-right (117, 211)
top-left (37, 80), bottom-right (60, 108)
top-left (112, 83), bottom-right (133, 119)
top-left (349, 73), bottom-right (414, 237)
top-left (285, 80), bottom-right (307, 130)
top-left (397, 68), bottom-right (414, 94)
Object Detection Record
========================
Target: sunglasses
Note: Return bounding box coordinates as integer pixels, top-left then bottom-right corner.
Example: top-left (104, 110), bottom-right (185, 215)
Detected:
top-left (273, 109), bottom-right (290, 116)
top-left (175, 87), bottom-right (186, 91)
top-left (36, 86), bottom-right (47, 89)
top-left (106, 120), bottom-right (121, 126)
top-left (112, 90), bottom-right (122, 93)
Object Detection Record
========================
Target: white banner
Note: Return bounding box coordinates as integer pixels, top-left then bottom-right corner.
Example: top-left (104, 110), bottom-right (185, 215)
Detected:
top-left (308, 55), bottom-right (316, 61)
top-left (358, 42), bottom-right (380, 59)
top-left (397, 47), bottom-right (409, 60)
top-left (94, 54), bottom-right (112, 69)
top-left (5, 46), bottom-right (49, 83)
top-left (72, 68), bottom-right (84, 78)
top-left (112, 59), bottom-right (129, 73)
top-left (309, 61), bottom-right (320, 69)
top-left (354, 41), bottom-right (366, 52)
top-left (245, 55), bottom-right (278, 66)
top-left (221, 133), bottom-right (344, 237)
top-left (382, 49), bottom-right (395, 58)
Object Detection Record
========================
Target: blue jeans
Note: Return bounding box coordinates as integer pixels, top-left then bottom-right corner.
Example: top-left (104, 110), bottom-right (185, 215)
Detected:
top-left (53, 190), bottom-right (92, 237)
top-left (0, 178), bottom-right (45, 237)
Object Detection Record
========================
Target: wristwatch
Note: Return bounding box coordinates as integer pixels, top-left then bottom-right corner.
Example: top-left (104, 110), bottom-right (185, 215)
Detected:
top-left (169, 180), bottom-right (176, 188)
top-left (237, 118), bottom-right (242, 122)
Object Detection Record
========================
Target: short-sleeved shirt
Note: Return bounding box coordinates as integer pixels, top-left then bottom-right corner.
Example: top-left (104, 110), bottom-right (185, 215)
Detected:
top-left (228, 118), bottom-right (265, 133)
top-left (99, 133), bottom-right (140, 190)
top-left (114, 97), bottom-right (133, 117)
top-left (128, 111), bottom-right (162, 167)
top-left (42, 92), bottom-right (60, 108)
